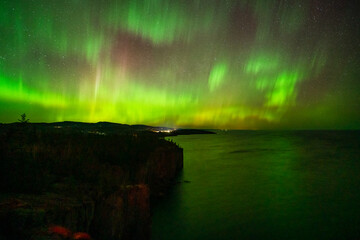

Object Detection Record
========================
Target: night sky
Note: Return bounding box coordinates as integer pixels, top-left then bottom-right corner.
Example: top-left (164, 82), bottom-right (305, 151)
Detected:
top-left (1, 0), bottom-right (359, 129)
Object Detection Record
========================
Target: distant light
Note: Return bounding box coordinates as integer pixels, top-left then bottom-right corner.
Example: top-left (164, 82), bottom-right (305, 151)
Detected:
top-left (152, 129), bottom-right (174, 133)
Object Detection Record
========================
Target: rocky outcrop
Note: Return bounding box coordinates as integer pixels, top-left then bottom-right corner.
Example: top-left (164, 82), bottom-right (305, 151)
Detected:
top-left (0, 134), bottom-right (183, 240)
top-left (0, 193), bottom-right (94, 239)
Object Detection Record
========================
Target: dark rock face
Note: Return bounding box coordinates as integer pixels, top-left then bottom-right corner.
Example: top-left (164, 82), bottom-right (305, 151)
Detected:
top-left (90, 184), bottom-right (150, 240)
top-left (146, 147), bottom-right (184, 196)
top-left (0, 128), bottom-right (183, 240)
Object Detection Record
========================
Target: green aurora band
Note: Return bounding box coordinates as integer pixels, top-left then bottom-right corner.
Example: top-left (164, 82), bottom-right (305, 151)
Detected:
top-left (0, 0), bottom-right (359, 129)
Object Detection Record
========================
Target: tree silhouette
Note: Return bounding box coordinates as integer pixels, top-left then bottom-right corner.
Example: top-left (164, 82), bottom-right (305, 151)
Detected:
top-left (18, 113), bottom-right (29, 123)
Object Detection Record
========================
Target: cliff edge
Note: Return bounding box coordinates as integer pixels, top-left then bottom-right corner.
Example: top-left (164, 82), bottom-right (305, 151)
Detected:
top-left (0, 125), bottom-right (183, 239)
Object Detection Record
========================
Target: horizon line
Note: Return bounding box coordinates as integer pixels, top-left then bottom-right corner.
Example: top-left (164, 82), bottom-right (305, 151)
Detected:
top-left (1, 121), bottom-right (359, 131)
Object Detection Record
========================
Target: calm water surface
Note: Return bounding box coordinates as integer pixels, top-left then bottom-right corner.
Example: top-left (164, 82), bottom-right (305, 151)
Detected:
top-left (151, 131), bottom-right (360, 240)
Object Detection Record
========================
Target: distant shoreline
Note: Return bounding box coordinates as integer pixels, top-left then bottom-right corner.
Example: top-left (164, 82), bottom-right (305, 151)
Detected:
top-left (165, 128), bottom-right (216, 136)
top-left (0, 121), bottom-right (216, 136)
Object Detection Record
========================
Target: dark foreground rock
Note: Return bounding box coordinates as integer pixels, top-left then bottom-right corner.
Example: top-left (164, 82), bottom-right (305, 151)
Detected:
top-left (0, 126), bottom-right (183, 240)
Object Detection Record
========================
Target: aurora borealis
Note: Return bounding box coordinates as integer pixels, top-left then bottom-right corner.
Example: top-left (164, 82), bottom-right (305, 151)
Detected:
top-left (0, 0), bottom-right (359, 129)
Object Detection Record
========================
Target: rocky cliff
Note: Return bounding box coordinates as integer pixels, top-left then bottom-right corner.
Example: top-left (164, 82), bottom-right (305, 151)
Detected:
top-left (0, 127), bottom-right (183, 240)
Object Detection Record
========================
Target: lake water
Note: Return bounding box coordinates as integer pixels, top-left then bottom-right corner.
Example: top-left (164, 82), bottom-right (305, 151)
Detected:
top-left (151, 130), bottom-right (360, 240)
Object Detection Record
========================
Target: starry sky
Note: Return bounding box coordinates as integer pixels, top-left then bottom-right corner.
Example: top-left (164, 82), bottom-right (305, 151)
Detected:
top-left (0, 0), bottom-right (359, 129)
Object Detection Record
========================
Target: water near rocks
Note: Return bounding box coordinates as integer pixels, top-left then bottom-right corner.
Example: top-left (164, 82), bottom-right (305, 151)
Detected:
top-left (152, 130), bottom-right (360, 240)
